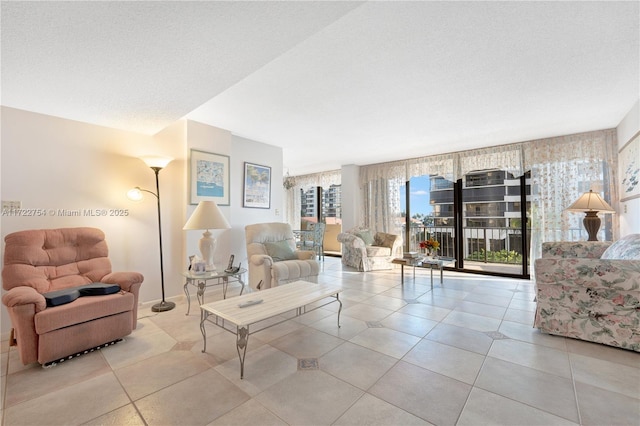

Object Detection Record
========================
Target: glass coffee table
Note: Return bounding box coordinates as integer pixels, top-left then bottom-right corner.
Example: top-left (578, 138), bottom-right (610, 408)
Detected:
top-left (392, 256), bottom-right (456, 288)
top-left (182, 268), bottom-right (246, 315)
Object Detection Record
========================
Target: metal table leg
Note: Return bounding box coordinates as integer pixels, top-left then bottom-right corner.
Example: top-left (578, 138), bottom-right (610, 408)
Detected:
top-left (200, 311), bottom-right (209, 352)
top-left (222, 277), bottom-right (229, 299)
top-left (238, 274), bottom-right (245, 296)
top-left (237, 326), bottom-right (249, 379)
top-left (197, 280), bottom-right (206, 307)
top-left (184, 278), bottom-right (192, 315)
top-left (430, 264), bottom-right (434, 289)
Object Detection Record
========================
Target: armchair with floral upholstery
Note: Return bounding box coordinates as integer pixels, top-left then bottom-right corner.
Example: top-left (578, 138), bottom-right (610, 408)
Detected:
top-left (533, 234), bottom-right (640, 352)
top-left (337, 227), bottom-right (402, 271)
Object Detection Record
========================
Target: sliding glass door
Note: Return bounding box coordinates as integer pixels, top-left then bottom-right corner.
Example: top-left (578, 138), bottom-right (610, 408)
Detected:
top-left (401, 170), bottom-right (531, 278)
top-left (460, 170), bottom-right (531, 276)
top-left (299, 185), bottom-right (343, 255)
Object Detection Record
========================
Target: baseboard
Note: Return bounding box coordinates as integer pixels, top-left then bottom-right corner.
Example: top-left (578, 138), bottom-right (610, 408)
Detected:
top-left (137, 281), bottom-right (246, 312)
top-left (138, 293), bottom-right (184, 311)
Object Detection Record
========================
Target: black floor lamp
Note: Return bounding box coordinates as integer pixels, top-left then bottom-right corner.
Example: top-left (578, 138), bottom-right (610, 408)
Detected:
top-left (128, 156), bottom-right (175, 312)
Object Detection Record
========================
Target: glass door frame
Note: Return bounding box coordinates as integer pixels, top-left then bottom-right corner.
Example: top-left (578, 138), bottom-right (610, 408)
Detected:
top-left (403, 173), bottom-right (531, 280)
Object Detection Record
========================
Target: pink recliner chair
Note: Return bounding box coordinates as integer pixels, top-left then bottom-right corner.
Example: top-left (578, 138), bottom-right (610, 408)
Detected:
top-left (2, 227), bottom-right (144, 365)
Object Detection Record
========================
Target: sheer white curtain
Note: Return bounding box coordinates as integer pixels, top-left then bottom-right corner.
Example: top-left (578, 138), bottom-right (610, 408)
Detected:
top-left (359, 160), bottom-right (406, 235)
top-left (361, 176), bottom-right (404, 236)
top-left (456, 143), bottom-right (524, 180)
top-left (283, 170), bottom-right (341, 230)
top-left (406, 153), bottom-right (455, 182)
top-left (357, 128), bottom-right (618, 270)
top-left (524, 129), bottom-right (618, 261)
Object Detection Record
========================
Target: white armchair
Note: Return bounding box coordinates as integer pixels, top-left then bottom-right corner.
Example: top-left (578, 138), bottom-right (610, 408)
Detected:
top-left (245, 222), bottom-right (320, 290)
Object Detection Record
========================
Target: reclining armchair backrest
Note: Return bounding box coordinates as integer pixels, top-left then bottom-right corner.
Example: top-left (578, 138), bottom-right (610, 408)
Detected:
top-left (245, 222), bottom-right (297, 258)
top-left (2, 227), bottom-right (112, 294)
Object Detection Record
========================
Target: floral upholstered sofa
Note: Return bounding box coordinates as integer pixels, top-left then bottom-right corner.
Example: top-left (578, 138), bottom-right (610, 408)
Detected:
top-left (337, 227), bottom-right (402, 271)
top-left (534, 234), bottom-right (640, 352)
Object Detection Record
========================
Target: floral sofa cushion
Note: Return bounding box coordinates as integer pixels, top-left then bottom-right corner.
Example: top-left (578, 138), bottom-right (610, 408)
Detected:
top-left (534, 235), bottom-right (640, 352)
top-left (540, 241), bottom-right (610, 259)
top-left (365, 246), bottom-right (392, 257)
top-left (601, 233), bottom-right (640, 260)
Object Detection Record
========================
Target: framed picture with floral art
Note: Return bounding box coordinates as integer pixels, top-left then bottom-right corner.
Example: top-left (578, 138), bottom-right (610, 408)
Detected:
top-left (619, 132), bottom-right (640, 202)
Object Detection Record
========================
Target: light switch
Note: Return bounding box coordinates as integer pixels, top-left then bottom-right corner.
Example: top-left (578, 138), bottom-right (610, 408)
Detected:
top-left (2, 200), bottom-right (21, 210)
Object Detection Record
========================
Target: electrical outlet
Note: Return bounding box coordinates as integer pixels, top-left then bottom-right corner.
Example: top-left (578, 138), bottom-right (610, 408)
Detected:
top-left (275, 209), bottom-right (280, 216)
top-left (2, 200), bottom-right (21, 210)
top-left (624, 204), bottom-right (628, 213)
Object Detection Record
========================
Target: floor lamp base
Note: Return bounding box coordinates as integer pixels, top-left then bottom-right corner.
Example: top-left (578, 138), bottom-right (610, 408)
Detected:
top-left (152, 300), bottom-right (176, 312)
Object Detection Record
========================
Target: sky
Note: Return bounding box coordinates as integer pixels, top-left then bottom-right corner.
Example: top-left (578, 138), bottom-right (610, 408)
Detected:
top-left (400, 175), bottom-right (432, 216)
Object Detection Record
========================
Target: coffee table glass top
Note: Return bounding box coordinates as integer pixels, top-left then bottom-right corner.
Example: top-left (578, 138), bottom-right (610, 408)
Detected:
top-left (400, 256), bottom-right (456, 267)
top-left (419, 256), bottom-right (456, 266)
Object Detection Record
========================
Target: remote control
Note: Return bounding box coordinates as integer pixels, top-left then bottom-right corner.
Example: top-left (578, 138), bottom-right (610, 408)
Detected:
top-left (238, 299), bottom-right (263, 308)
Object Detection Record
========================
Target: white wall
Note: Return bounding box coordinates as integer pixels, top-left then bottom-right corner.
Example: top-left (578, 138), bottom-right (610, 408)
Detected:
top-left (230, 135), bottom-right (283, 267)
top-left (616, 100), bottom-right (640, 236)
top-left (340, 164), bottom-right (361, 232)
top-left (0, 107), bottom-right (184, 336)
top-left (184, 124), bottom-right (283, 271)
top-left (0, 110), bottom-right (283, 338)
top-left (184, 120), bottom-right (232, 271)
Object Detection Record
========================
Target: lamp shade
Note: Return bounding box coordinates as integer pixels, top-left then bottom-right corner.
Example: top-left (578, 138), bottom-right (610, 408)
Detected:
top-left (140, 155), bottom-right (173, 169)
top-left (126, 187), bottom-right (144, 201)
top-left (184, 201), bottom-right (231, 230)
top-left (566, 190), bottom-right (615, 213)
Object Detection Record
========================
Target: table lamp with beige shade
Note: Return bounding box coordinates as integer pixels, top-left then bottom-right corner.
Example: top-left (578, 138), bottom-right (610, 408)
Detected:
top-left (566, 190), bottom-right (615, 241)
top-left (184, 201), bottom-right (231, 271)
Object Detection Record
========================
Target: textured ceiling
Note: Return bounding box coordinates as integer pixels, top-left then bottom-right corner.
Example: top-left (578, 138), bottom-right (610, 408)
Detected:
top-left (2, 1), bottom-right (638, 176)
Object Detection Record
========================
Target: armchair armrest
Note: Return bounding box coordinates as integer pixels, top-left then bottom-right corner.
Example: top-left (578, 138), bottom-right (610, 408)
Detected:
top-left (249, 254), bottom-right (274, 267)
top-left (2, 286), bottom-right (46, 311)
top-left (101, 271), bottom-right (144, 293)
top-left (100, 271), bottom-right (144, 329)
top-left (248, 254), bottom-right (274, 290)
top-left (2, 286), bottom-right (46, 364)
top-left (541, 241), bottom-right (611, 259)
top-left (337, 232), bottom-right (365, 249)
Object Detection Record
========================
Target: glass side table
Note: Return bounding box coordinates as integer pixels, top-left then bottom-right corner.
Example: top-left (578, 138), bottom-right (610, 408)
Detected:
top-left (182, 268), bottom-right (246, 315)
top-left (391, 256), bottom-right (456, 288)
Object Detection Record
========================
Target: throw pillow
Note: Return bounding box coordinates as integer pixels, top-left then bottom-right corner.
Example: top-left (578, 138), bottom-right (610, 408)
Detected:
top-left (601, 234), bottom-right (640, 260)
top-left (355, 230), bottom-right (375, 246)
top-left (264, 240), bottom-right (297, 261)
top-left (377, 233), bottom-right (397, 248)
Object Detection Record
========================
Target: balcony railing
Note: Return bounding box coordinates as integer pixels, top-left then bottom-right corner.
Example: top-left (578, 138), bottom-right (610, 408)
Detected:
top-left (403, 224), bottom-right (592, 266)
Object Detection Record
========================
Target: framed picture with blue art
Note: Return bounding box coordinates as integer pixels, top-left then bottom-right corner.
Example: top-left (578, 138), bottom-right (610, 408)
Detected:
top-left (619, 132), bottom-right (640, 202)
top-left (243, 162), bottom-right (271, 209)
top-left (189, 149), bottom-right (230, 205)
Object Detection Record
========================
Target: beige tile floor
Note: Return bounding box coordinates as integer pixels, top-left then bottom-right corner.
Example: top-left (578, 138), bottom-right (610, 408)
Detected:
top-left (1, 257), bottom-right (639, 425)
